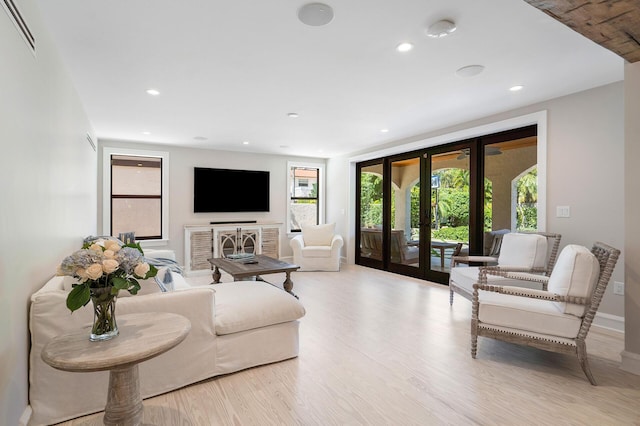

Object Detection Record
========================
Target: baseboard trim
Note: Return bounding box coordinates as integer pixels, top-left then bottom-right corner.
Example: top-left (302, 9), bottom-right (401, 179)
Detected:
top-left (621, 350), bottom-right (640, 375)
top-left (591, 311), bottom-right (624, 335)
top-left (19, 405), bottom-right (32, 426)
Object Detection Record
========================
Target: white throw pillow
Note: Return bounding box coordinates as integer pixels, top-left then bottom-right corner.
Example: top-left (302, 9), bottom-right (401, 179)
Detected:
top-left (302, 223), bottom-right (335, 246)
top-left (497, 233), bottom-right (547, 269)
top-left (547, 244), bottom-right (600, 317)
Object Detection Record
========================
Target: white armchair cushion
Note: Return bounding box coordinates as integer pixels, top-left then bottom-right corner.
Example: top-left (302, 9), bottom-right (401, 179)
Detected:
top-left (497, 233), bottom-right (547, 269)
top-left (547, 244), bottom-right (600, 317)
top-left (450, 267), bottom-right (546, 297)
top-left (302, 246), bottom-right (332, 258)
top-left (478, 291), bottom-right (583, 338)
top-left (302, 223), bottom-right (336, 246)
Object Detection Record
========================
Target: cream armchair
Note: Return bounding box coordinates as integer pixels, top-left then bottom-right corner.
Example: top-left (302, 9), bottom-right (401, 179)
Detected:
top-left (290, 223), bottom-right (343, 271)
top-left (471, 242), bottom-right (620, 385)
top-left (449, 232), bottom-right (561, 305)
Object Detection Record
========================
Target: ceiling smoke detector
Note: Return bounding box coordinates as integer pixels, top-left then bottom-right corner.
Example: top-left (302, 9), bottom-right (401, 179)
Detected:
top-left (298, 3), bottom-right (334, 26)
top-left (426, 19), bottom-right (456, 38)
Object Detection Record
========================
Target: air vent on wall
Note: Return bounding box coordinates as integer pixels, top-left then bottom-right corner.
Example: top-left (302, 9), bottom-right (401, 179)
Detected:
top-left (2, 0), bottom-right (35, 53)
top-left (86, 133), bottom-right (96, 151)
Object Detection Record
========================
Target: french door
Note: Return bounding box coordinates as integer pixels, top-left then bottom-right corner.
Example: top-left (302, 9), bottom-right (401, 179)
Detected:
top-left (356, 125), bottom-right (537, 284)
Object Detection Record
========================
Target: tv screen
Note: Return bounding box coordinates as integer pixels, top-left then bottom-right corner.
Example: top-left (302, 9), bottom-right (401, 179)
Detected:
top-left (194, 167), bottom-right (270, 213)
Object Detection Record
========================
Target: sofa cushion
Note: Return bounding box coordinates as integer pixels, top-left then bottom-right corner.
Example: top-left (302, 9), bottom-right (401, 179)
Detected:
top-left (214, 282), bottom-right (305, 335)
top-left (301, 246), bottom-right (332, 258)
top-left (478, 291), bottom-right (582, 338)
top-left (497, 233), bottom-right (547, 269)
top-left (547, 245), bottom-right (600, 317)
top-left (302, 223), bottom-right (335, 246)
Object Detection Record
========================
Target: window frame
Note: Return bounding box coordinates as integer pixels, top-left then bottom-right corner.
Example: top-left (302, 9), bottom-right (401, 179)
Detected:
top-left (287, 161), bottom-right (325, 234)
top-left (102, 147), bottom-right (170, 246)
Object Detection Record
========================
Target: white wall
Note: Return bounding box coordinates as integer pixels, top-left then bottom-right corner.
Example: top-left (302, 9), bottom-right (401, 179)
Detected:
top-left (98, 140), bottom-right (325, 264)
top-left (0, 2), bottom-right (96, 424)
top-left (329, 82), bottom-right (625, 320)
top-left (622, 61), bottom-right (640, 373)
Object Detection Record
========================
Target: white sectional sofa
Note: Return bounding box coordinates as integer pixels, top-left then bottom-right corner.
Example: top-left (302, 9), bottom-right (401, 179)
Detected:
top-left (29, 264), bottom-right (305, 425)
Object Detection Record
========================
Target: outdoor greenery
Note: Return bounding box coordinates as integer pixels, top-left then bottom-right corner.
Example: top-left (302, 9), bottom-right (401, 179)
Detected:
top-left (360, 166), bottom-right (538, 241)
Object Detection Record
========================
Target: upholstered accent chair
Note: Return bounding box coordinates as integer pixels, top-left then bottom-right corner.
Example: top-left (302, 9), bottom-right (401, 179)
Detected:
top-left (290, 223), bottom-right (343, 271)
top-left (449, 232), bottom-right (562, 305)
top-left (470, 242), bottom-right (620, 385)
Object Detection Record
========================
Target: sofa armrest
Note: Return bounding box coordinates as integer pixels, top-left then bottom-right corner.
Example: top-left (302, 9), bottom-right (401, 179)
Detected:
top-left (290, 234), bottom-right (305, 251)
top-left (330, 234), bottom-right (344, 250)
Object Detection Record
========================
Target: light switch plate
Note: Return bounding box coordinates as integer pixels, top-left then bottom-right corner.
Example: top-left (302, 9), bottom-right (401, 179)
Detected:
top-left (614, 281), bottom-right (624, 296)
top-left (556, 206), bottom-right (570, 218)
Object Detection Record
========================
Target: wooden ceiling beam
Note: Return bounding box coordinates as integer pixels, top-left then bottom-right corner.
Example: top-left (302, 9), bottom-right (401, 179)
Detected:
top-left (523, 0), bottom-right (640, 63)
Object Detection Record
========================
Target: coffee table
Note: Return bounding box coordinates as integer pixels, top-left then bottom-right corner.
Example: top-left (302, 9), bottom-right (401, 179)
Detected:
top-left (209, 254), bottom-right (300, 297)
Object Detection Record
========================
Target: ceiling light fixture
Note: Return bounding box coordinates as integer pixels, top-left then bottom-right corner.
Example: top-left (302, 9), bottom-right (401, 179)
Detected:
top-left (145, 89), bottom-right (160, 96)
top-left (396, 42), bottom-right (414, 53)
top-left (510, 85), bottom-right (524, 92)
top-left (455, 65), bottom-right (485, 78)
top-left (193, 136), bottom-right (207, 141)
top-left (287, 112), bottom-right (299, 118)
top-left (380, 128), bottom-right (389, 133)
top-left (142, 131), bottom-right (151, 135)
top-left (242, 141), bottom-right (250, 145)
top-left (298, 3), bottom-right (334, 26)
top-left (426, 19), bottom-right (456, 38)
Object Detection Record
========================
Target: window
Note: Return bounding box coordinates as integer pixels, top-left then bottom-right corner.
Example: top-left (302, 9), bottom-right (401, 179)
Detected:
top-left (287, 162), bottom-right (325, 233)
top-left (103, 147), bottom-right (169, 244)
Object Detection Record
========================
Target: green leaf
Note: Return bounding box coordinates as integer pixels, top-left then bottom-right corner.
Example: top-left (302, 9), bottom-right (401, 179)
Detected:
top-left (66, 285), bottom-right (90, 312)
top-left (124, 241), bottom-right (144, 254)
top-left (111, 276), bottom-right (130, 290)
top-left (128, 279), bottom-right (141, 295)
top-left (144, 264), bottom-right (158, 279)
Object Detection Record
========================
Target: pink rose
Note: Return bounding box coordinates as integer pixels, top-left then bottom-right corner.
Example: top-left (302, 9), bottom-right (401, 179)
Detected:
top-left (89, 243), bottom-right (103, 253)
top-left (134, 262), bottom-right (150, 278)
top-left (76, 268), bottom-right (88, 282)
top-left (102, 259), bottom-right (119, 274)
top-left (103, 249), bottom-right (116, 259)
top-left (86, 263), bottom-right (104, 280)
top-left (105, 241), bottom-right (121, 252)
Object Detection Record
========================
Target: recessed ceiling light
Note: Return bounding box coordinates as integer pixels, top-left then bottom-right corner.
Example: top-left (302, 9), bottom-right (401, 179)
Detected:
top-left (510, 85), bottom-right (524, 92)
top-left (279, 145), bottom-right (290, 149)
top-left (142, 131), bottom-right (151, 135)
top-left (396, 42), bottom-right (414, 53)
top-left (288, 112), bottom-right (299, 118)
top-left (298, 3), bottom-right (334, 27)
top-left (380, 128), bottom-right (389, 133)
top-left (145, 89), bottom-right (160, 96)
top-left (455, 65), bottom-right (485, 78)
top-left (242, 141), bottom-right (250, 145)
top-left (193, 136), bottom-right (207, 141)
top-left (426, 19), bottom-right (456, 38)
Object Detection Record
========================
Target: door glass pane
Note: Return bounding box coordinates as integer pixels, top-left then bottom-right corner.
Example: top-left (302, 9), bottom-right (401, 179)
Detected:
top-left (430, 150), bottom-right (470, 272)
top-left (483, 136), bottom-right (538, 253)
top-left (390, 158), bottom-right (420, 268)
top-left (360, 163), bottom-right (384, 261)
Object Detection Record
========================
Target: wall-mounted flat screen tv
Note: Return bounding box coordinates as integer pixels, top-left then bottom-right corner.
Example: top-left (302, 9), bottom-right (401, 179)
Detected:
top-left (194, 167), bottom-right (270, 213)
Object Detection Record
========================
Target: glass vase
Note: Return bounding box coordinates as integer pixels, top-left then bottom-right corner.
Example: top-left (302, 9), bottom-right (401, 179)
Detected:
top-left (90, 286), bottom-right (119, 341)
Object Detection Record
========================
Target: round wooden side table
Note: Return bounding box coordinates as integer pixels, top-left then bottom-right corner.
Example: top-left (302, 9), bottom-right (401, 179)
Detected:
top-left (42, 312), bottom-right (191, 426)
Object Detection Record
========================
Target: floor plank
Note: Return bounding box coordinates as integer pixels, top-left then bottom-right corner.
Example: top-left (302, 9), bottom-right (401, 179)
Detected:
top-left (56, 265), bottom-right (640, 425)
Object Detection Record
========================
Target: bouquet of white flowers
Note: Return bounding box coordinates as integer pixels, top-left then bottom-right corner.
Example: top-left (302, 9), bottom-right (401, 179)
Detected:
top-left (57, 238), bottom-right (158, 312)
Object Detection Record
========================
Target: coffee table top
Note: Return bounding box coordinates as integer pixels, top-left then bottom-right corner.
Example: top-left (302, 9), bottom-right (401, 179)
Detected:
top-left (209, 254), bottom-right (299, 278)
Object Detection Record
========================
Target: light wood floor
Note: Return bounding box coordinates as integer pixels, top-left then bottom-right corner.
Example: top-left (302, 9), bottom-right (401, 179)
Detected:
top-left (57, 264), bottom-right (640, 425)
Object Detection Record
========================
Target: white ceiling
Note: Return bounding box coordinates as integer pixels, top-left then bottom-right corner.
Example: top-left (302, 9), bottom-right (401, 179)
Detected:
top-left (35, 0), bottom-right (623, 159)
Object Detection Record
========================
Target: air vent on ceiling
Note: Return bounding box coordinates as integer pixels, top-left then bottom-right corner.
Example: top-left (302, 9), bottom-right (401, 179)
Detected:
top-left (86, 133), bottom-right (96, 152)
top-left (2, 0), bottom-right (35, 53)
